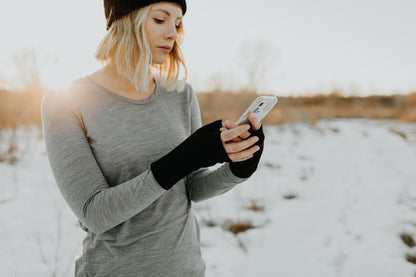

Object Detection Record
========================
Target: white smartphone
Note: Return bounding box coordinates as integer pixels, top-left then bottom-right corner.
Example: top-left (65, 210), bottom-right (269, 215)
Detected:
top-left (236, 96), bottom-right (278, 125)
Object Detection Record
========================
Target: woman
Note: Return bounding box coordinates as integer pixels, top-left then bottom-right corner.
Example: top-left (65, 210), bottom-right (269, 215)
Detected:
top-left (41, 1), bottom-right (265, 276)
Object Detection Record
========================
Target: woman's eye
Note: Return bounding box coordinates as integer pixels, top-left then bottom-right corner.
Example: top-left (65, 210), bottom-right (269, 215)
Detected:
top-left (154, 18), bottom-right (164, 24)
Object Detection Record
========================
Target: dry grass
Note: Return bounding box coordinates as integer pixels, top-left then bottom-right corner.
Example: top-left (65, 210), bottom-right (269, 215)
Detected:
top-left (406, 253), bottom-right (416, 264)
top-left (283, 194), bottom-right (298, 200)
top-left (401, 233), bottom-right (416, 248)
top-left (246, 200), bottom-right (264, 212)
top-left (0, 129), bottom-right (19, 164)
top-left (0, 87), bottom-right (44, 130)
top-left (227, 222), bottom-right (255, 235)
top-left (1, 86), bottom-right (416, 130)
top-left (198, 91), bottom-right (416, 125)
top-left (390, 128), bottom-right (409, 141)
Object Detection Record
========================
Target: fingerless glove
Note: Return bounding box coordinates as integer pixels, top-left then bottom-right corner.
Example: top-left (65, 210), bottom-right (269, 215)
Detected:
top-left (151, 120), bottom-right (231, 190)
top-left (229, 126), bottom-right (265, 178)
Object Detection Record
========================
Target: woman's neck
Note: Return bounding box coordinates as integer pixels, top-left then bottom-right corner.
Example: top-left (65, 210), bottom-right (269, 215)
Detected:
top-left (89, 66), bottom-right (156, 100)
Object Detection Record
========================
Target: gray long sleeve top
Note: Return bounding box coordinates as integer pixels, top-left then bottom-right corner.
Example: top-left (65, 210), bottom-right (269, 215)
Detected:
top-left (41, 77), bottom-right (246, 277)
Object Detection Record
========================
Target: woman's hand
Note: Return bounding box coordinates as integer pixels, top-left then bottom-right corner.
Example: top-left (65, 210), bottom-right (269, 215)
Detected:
top-left (220, 113), bottom-right (262, 162)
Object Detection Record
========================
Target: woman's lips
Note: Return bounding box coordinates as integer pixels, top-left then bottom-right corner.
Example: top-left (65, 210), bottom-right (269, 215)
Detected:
top-left (158, 46), bottom-right (172, 54)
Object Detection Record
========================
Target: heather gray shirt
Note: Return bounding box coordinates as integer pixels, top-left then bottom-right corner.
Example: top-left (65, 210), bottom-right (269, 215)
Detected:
top-left (41, 77), bottom-right (246, 277)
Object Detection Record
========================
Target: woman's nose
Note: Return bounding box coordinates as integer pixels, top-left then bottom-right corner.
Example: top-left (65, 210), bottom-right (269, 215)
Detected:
top-left (166, 24), bottom-right (178, 41)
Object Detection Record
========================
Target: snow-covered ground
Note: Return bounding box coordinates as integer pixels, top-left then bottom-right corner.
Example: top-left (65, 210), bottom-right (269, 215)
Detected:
top-left (1, 119), bottom-right (416, 277)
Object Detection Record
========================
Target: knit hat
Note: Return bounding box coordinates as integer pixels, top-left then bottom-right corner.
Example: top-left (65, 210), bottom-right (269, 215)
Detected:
top-left (104, 0), bottom-right (187, 29)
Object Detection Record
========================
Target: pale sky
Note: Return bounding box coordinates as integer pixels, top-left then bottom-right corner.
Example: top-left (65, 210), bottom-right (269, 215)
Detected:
top-left (1, 0), bottom-right (415, 96)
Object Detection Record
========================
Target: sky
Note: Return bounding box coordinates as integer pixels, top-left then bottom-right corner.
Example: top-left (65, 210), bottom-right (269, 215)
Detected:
top-left (0, 0), bottom-right (415, 96)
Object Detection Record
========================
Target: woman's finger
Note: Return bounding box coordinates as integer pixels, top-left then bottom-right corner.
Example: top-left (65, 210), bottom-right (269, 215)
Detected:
top-left (228, 145), bottom-right (260, 162)
top-left (224, 114), bottom-right (261, 139)
top-left (248, 112), bottom-right (261, 131)
top-left (223, 120), bottom-right (251, 140)
top-left (222, 120), bottom-right (237, 129)
top-left (220, 124), bottom-right (250, 142)
top-left (238, 131), bottom-right (251, 140)
top-left (223, 136), bottom-right (259, 154)
top-left (222, 120), bottom-right (243, 142)
top-left (221, 129), bottom-right (242, 142)
top-left (232, 155), bottom-right (253, 163)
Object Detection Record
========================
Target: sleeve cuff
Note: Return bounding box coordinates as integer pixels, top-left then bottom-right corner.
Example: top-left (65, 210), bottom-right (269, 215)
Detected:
top-left (223, 162), bottom-right (250, 183)
top-left (132, 169), bottom-right (168, 201)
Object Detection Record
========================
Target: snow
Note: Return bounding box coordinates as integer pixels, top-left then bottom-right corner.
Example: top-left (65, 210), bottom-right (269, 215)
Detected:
top-left (1, 119), bottom-right (416, 277)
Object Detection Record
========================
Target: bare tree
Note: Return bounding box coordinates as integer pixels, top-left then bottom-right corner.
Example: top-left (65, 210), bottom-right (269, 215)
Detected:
top-left (12, 49), bottom-right (48, 91)
top-left (236, 41), bottom-right (279, 93)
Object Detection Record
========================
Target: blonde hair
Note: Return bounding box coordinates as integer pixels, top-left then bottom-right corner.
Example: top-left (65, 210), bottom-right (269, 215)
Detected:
top-left (95, 5), bottom-right (187, 92)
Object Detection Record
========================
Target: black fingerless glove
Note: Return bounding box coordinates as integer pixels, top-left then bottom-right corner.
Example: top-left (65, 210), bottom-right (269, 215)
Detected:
top-left (151, 120), bottom-right (231, 190)
top-left (229, 126), bottom-right (265, 178)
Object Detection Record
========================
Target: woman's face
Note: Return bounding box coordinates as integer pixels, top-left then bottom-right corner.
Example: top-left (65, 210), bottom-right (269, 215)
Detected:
top-left (145, 2), bottom-right (183, 65)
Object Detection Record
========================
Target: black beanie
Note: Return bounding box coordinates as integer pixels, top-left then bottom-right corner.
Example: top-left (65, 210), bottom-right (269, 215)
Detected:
top-left (104, 0), bottom-right (187, 29)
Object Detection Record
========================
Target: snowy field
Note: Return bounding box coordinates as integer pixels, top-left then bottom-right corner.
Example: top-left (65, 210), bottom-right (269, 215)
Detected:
top-left (1, 119), bottom-right (416, 277)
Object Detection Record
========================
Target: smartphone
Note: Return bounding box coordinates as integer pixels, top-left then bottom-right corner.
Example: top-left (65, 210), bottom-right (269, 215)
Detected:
top-left (236, 96), bottom-right (278, 125)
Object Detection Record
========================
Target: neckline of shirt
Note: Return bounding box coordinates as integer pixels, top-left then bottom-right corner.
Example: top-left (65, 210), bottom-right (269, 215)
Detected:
top-left (84, 75), bottom-right (162, 105)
